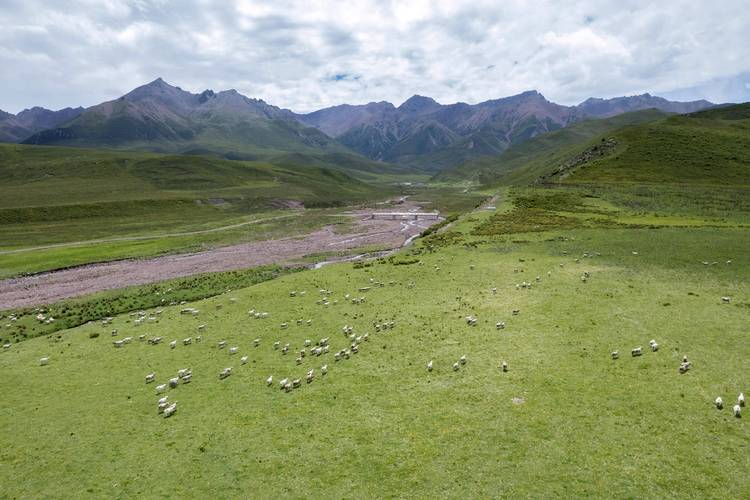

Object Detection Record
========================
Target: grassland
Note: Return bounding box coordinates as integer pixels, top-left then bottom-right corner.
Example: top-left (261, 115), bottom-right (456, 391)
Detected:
top-left (1, 179), bottom-right (748, 497)
top-left (0, 144), bottom-right (412, 278)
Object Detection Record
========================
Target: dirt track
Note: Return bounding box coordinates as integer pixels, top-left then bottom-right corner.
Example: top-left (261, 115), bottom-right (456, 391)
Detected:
top-left (0, 212), bottom-right (439, 310)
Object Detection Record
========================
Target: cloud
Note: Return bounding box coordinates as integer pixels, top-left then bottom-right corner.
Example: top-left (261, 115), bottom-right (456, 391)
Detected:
top-left (0, 0), bottom-right (748, 113)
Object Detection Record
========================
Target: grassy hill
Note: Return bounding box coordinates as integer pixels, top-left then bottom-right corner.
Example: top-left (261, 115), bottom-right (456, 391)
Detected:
top-left (0, 144), bottom-right (398, 277)
top-left (435, 109), bottom-right (669, 184)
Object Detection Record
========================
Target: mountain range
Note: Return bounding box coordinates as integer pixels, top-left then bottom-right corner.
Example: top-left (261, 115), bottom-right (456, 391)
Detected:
top-left (0, 78), bottom-right (718, 172)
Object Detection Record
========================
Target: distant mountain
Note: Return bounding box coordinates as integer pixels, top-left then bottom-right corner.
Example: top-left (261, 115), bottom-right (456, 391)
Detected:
top-left (22, 78), bottom-right (358, 163)
top-left (296, 91), bottom-right (718, 171)
top-left (10, 80), bottom-right (720, 173)
top-left (0, 106), bottom-right (83, 142)
top-left (575, 93), bottom-right (714, 118)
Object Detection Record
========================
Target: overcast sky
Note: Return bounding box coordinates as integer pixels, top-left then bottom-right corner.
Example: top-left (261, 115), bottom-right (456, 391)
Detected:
top-left (1, 0), bottom-right (748, 113)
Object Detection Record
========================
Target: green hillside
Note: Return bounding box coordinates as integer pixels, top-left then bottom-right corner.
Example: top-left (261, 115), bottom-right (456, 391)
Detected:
top-left (435, 109), bottom-right (668, 184)
top-left (558, 103), bottom-right (750, 186)
top-left (0, 144), bottom-right (397, 277)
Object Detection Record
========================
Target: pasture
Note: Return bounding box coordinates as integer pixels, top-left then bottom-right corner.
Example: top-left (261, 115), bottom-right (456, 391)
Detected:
top-left (2, 186), bottom-right (748, 497)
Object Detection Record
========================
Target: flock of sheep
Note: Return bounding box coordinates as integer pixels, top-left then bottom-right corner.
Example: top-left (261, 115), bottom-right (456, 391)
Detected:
top-left (9, 247), bottom-right (743, 424)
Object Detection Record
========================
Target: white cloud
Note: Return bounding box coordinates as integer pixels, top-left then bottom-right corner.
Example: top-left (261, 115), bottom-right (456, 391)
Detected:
top-left (0, 0), bottom-right (748, 113)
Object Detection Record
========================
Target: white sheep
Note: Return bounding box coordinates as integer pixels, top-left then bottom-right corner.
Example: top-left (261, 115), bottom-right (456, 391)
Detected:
top-left (715, 397), bottom-right (723, 409)
top-left (168, 377), bottom-right (180, 388)
top-left (169, 340), bottom-right (177, 349)
top-left (427, 360), bottom-right (433, 372)
top-left (306, 369), bottom-right (314, 383)
top-left (452, 362), bottom-right (460, 371)
top-left (155, 384), bottom-right (167, 394)
top-left (145, 373), bottom-right (156, 384)
top-left (229, 346), bottom-right (238, 354)
top-left (218, 340), bottom-right (227, 349)
top-left (501, 361), bottom-right (508, 372)
top-left (266, 375), bottom-right (273, 386)
top-left (157, 396), bottom-right (169, 406)
top-left (459, 355), bottom-right (467, 365)
top-left (733, 404), bottom-right (742, 417)
top-left (241, 356), bottom-right (248, 365)
top-left (39, 357), bottom-right (49, 366)
top-left (321, 364), bottom-right (328, 375)
top-left (219, 367), bottom-right (232, 380)
top-left (611, 351), bottom-right (619, 360)
top-left (163, 402), bottom-right (177, 418)
top-left (631, 347), bottom-right (642, 357)
top-left (739, 393), bottom-right (745, 407)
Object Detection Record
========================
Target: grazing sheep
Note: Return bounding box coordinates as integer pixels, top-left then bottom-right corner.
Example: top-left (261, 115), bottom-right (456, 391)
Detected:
top-left (266, 375), bottom-right (273, 386)
top-left (241, 356), bottom-right (248, 365)
top-left (183, 338), bottom-right (192, 346)
top-left (145, 373), bottom-right (156, 384)
top-left (306, 369), bottom-right (314, 383)
top-left (2, 343), bottom-right (10, 350)
top-left (273, 341), bottom-right (280, 350)
top-left (284, 382), bottom-right (292, 393)
top-left (169, 340), bottom-right (177, 349)
top-left (219, 367), bottom-right (232, 380)
top-left (427, 360), bottom-right (433, 372)
top-left (721, 296), bottom-right (731, 304)
top-left (739, 393), bottom-right (745, 407)
top-left (279, 378), bottom-right (289, 389)
top-left (253, 339), bottom-right (261, 347)
top-left (292, 379), bottom-right (301, 388)
top-left (195, 336), bottom-right (202, 343)
top-left (296, 357), bottom-right (303, 365)
top-left (229, 347), bottom-right (238, 354)
top-left (611, 351), bottom-right (619, 360)
top-left (733, 404), bottom-right (742, 417)
top-left (512, 309), bottom-right (520, 316)
top-left (631, 347), bottom-right (642, 357)
top-left (321, 364), bottom-right (328, 375)
top-left (502, 361), bottom-right (508, 372)
top-left (163, 402), bottom-right (177, 418)
top-left (496, 322), bottom-right (506, 330)
top-left (113, 340), bottom-right (124, 348)
top-left (181, 374), bottom-right (192, 384)
top-left (39, 357), bottom-right (49, 366)
top-left (157, 396), bottom-right (169, 405)
top-left (459, 355), bottom-right (467, 365)
top-left (679, 362), bottom-right (691, 374)
top-left (452, 362), bottom-right (460, 372)
top-left (155, 384), bottom-right (167, 394)
top-left (715, 397), bottom-right (724, 409)
top-left (218, 341), bottom-right (227, 349)
top-left (139, 335), bottom-right (146, 341)
top-left (650, 342), bottom-right (659, 352)
top-left (169, 377), bottom-right (180, 388)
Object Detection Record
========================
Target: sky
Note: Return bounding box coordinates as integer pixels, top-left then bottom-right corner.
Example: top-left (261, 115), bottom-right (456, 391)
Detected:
top-left (1, 0), bottom-right (749, 114)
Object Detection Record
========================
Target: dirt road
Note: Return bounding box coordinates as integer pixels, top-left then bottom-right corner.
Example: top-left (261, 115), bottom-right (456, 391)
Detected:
top-left (0, 211), bottom-right (439, 310)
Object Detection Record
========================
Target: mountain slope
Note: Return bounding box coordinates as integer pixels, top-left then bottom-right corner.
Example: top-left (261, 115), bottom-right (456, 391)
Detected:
top-left (0, 106), bottom-right (83, 142)
top-left (555, 102), bottom-right (750, 186)
top-left (21, 79), bottom-right (376, 170)
top-left (297, 92), bottom-right (716, 171)
top-left (436, 109), bottom-right (669, 185)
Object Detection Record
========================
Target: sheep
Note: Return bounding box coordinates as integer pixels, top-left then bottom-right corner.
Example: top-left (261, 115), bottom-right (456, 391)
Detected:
top-left (39, 357), bottom-right (49, 366)
top-left (195, 336), bottom-right (202, 343)
top-left (218, 340), bottom-right (227, 349)
top-left (157, 401), bottom-right (169, 414)
top-left (197, 324), bottom-right (206, 331)
top-left (452, 362), bottom-right (460, 371)
top-left (2, 343), bottom-right (10, 350)
top-left (721, 296), bottom-right (731, 304)
top-left (169, 377), bottom-right (180, 388)
top-left (501, 361), bottom-right (508, 372)
top-left (611, 351), bottom-right (619, 360)
top-left (631, 347), bottom-right (642, 357)
top-left (183, 338), bottom-right (192, 346)
top-left (496, 322), bottom-right (506, 330)
top-left (181, 374), bottom-right (192, 384)
top-left (739, 393), bottom-right (745, 407)
top-left (266, 375), bottom-right (273, 386)
top-left (292, 379), bottom-right (301, 389)
top-left (273, 341), bottom-right (280, 350)
top-left (306, 369), bottom-right (314, 383)
top-left (427, 360), bottom-right (433, 372)
top-left (253, 339), bottom-right (261, 347)
top-left (491, 287), bottom-right (497, 294)
top-left (241, 356), bottom-right (248, 365)
top-left (279, 378), bottom-right (289, 389)
top-left (145, 373), bottom-right (156, 384)
top-left (169, 340), bottom-right (177, 349)
top-left (679, 362), bottom-right (691, 374)
top-left (139, 335), bottom-right (146, 341)
top-left (304, 339), bottom-right (312, 347)
top-left (334, 352), bottom-right (341, 362)
top-left (296, 357), bottom-right (303, 365)
top-left (163, 402), bottom-right (177, 418)
top-left (282, 344), bottom-right (289, 355)
top-left (155, 384), bottom-right (167, 394)
top-left (111, 329), bottom-right (118, 336)
top-left (459, 355), bottom-right (467, 365)
top-left (157, 396), bottom-right (169, 406)
top-left (284, 382), bottom-right (293, 393)
top-left (219, 367), bottom-right (232, 380)
top-left (715, 397), bottom-right (723, 409)
top-left (122, 337), bottom-right (133, 344)
top-left (321, 364), bottom-right (328, 375)
top-left (650, 342), bottom-right (659, 352)
top-left (229, 346), bottom-right (238, 355)
top-left (733, 404), bottom-right (742, 417)
top-left (113, 340), bottom-right (124, 348)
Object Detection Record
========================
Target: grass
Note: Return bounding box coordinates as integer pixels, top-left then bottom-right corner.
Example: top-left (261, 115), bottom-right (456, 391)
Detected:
top-left (0, 144), bottom-right (410, 277)
top-left (1, 201), bottom-right (749, 497)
